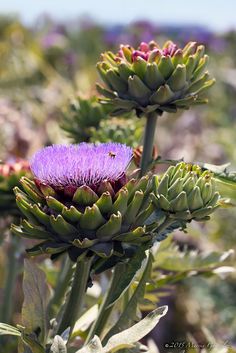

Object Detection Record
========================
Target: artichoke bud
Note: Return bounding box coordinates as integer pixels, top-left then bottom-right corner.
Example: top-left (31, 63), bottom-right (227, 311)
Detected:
top-left (97, 40), bottom-right (214, 116)
top-left (152, 163), bottom-right (221, 221)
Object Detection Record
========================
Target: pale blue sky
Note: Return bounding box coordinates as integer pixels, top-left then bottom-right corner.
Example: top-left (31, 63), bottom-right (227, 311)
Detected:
top-left (0, 0), bottom-right (236, 31)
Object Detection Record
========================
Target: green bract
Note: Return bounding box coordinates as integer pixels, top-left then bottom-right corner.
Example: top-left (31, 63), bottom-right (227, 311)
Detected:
top-left (12, 176), bottom-right (155, 273)
top-left (96, 41), bottom-right (215, 117)
top-left (152, 162), bottom-right (220, 221)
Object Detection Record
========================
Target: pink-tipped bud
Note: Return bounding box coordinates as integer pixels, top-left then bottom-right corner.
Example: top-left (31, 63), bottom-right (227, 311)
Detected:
top-left (139, 42), bottom-right (149, 52)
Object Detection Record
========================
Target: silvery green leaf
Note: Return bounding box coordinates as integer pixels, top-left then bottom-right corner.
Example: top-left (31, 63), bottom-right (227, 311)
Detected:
top-left (72, 305), bottom-right (99, 338)
top-left (76, 336), bottom-right (104, 353)
top-left (22, 260), bottom-right (50, 345)
top-left (106, 244), bottom-right (149, 308)
top-left (103, 306), bottom-right (168, 353)
top-left (103, 253), bottom-right (153, 342)
top-left (0, 323), bottom-right (21, 336)
top-left (50, 336), bottom-right (67, 353)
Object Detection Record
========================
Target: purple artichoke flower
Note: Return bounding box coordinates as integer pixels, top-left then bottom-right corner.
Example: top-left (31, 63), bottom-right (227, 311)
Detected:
top-left (13, 143), bottom-right (155, 269)
top-left (31, 143), bottom-right (132, 197)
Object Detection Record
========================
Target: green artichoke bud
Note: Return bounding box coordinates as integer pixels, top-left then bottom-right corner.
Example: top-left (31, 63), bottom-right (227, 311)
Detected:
top-left (96, 41), bottom-right (215, 117)
top-left (0, 159), bottom-right (30, 216)
top-left (152, 162), bottom-right (220, 221)
top-left (61, 96), bottom-right (111, 143)
top-left (11, 144), bottom-right (155, 273)
top-left (90, 117), bottom-right (143, 147)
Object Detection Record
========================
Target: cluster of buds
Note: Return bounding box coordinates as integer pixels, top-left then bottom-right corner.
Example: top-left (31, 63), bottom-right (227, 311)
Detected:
top-left (12, 144), bottom-right (155, 273)
top-left (152, 162), bottom-right (220, 221)
top-left (0, 159), bottom-right (30, 216)
top-left (97, 41), bottom-right (215, 116)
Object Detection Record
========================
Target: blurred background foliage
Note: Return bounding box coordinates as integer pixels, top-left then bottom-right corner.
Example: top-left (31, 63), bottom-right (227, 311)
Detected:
top-left (0, 13), bottom-right (236, 353)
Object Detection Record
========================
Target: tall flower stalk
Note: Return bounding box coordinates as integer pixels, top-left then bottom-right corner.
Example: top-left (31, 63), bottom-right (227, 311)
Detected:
top-left (140, 111), bottom-right (158, 176)
top-left (56, 257), bottom-right (93, 336)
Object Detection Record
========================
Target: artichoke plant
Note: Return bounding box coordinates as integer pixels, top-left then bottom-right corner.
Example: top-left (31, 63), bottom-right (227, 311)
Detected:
top-left (61, 96), bottom-right (111, 143)
top-left (152, 162), bottom-right (220, 222)
top-left (0, 159), bottom-right (30, 216)
top-left (12, 143), bottom-right (156, 273)
top-left (96, 40), bottom-right (215, 116)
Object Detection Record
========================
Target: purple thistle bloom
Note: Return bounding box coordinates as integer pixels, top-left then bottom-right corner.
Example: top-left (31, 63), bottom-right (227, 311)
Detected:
top-left (30, 143), bottom-right (132, 188)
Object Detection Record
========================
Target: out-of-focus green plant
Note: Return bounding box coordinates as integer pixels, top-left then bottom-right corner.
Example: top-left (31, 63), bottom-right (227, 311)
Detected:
top-left (61, 96), bottom-right (111, 142)
top-left (61, 95), bottom-right (143, 147)
top-left (0, 159), bottom-right (30, 216)
top-left (90, 117), bottom-right (143, 147)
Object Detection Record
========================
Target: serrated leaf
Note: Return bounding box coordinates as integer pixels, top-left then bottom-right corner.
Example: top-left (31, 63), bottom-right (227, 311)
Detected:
top-left (22, 260), bottom-right (50, 345)
top-left (153, 238), bottom-right (234, 273)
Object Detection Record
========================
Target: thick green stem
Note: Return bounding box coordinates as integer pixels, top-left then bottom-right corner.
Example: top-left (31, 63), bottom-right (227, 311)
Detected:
top-left (57, 257), bottom-right (93, 337)
top-left (1, 235), bottom-right (19, 323)
top-left (85, 263), bottom-right (125, 344)
top-left (140, 112), bottom-right (158, 177)
top-left (48, 255), bottom-right (74, 318)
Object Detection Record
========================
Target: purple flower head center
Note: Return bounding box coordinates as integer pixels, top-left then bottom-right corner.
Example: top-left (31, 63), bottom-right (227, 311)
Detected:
top-left (30, 143), bottom-right (133, 188)
top-left (118, 41), bottom-right (179, 63)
